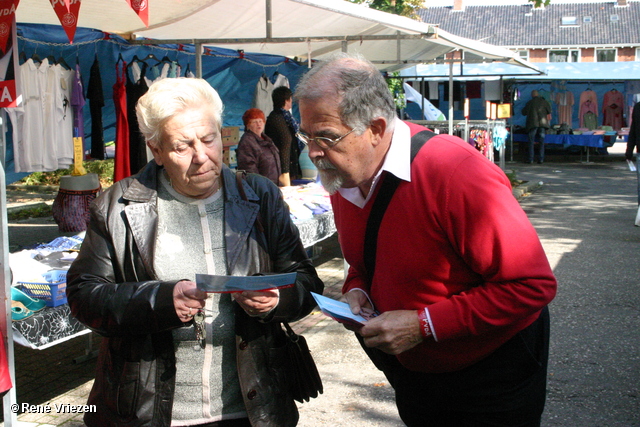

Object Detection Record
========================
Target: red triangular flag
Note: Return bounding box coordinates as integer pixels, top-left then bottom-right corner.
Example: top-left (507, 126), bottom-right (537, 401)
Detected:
top-left (124, 0), bottom-right (149, 27)
top-left (49, 0), bottom-right (81, 44)
top-left (0, 0), bottom-right (20, 54)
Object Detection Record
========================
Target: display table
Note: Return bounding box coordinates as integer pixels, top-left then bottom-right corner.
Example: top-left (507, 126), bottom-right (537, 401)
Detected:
top-left (283, 183), bottom-right (336, 248)
top-left (512, 133), bottom-right (604, 147)
top-left (294, 211), bottom-right (336, 248)
top-left (11, 304), bottom-right (90, 350)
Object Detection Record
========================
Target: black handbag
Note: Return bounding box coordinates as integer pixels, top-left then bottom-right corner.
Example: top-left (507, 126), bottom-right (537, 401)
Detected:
top-left (235, 171), bottom-right (323, 403)
top-left (282, 321), bottom-right (323, 403)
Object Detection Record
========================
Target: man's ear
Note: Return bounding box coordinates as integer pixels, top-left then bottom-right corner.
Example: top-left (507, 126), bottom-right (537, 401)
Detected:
top-left (147, 141), bottom-right (164, 166)
top-left (369, 117), bottom-right (388, 146)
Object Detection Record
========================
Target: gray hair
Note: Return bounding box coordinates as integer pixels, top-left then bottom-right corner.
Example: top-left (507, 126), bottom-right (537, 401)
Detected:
top-left (136, 77), bottom-right (224, 148)
top-left (294, 53), bottom-right (396, 134)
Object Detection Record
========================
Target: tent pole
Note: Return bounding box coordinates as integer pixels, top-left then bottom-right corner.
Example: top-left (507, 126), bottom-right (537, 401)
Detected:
top-left (1, 156), bottom-right (17, 427)
top-left (449, 61), bottom-right (454, 135)
top-left (266, 0), bottom-right (272, 39)
top-left (195, 42), bottom-right (203, 78)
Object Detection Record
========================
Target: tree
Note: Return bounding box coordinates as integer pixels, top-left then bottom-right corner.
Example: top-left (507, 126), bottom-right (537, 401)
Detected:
top-left (354, 0), bottom-right (552, 16)
top-left (347, 0), bottom-right (424, 19)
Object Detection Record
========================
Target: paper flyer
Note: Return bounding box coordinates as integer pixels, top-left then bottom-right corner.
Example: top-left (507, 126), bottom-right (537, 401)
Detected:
top-left (311, 292), bottom-right (377, 327)
top-left (196, 272), bottom-right (296, 293)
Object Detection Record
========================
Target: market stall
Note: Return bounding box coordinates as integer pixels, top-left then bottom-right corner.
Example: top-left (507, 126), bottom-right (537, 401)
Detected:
top-left (1, 1), bottom-right (540, 424)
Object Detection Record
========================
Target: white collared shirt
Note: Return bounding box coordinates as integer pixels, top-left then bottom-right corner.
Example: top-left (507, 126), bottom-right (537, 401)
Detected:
top-left (338, 118), bottom-right (412, 209)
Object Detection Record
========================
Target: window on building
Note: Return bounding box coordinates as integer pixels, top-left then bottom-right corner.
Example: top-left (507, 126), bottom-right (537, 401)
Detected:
top-left (549, 49), bottom-right (579, 62)
top-left (561, 16), bottom-right (577, 25)
top-left (610, 14), bottom-right (620, 23)
top-left (583, 16), bottom-right (592, 23)
top-left (636, 47), bottom-right (640, 61)
top-left (516, 50), bottom-right (529, 61)
top-left (596, 49), bottom-right (616, 62)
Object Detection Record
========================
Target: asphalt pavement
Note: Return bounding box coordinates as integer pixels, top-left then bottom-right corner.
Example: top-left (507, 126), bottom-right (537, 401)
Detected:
top-left (1, 143), bottom-right (639, 426)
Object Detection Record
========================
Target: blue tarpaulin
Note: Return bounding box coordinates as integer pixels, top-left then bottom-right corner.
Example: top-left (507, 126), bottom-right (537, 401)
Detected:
top-left (5, 23), bottom-right (308, 183)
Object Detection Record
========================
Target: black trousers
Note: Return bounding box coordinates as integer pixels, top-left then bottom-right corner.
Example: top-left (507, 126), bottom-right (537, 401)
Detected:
top-left (359, 307), bottom-right (550, 427)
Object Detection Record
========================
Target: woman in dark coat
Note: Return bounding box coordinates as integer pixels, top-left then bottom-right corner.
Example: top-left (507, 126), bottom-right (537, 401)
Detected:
top-left (265, 86), bottom-right (301, 186)
top-left (237, 108), bottom-right (282, 186)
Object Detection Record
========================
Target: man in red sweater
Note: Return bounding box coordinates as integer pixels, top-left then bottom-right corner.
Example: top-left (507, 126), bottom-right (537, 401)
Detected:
top-left (294, 53), bottom-right (557, 426)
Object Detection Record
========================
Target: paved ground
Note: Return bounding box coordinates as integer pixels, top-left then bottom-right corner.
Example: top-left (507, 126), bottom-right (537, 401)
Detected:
top-left (1, 142), bottom-right (639, 426)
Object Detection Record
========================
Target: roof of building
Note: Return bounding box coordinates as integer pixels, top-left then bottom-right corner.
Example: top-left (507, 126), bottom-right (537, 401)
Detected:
top-left (417, 1), bottom-right (640, 48)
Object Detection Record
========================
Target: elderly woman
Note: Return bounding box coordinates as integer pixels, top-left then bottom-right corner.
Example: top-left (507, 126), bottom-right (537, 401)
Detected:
top-left (236, 108), bottom-right (282, 186)
top-left (66, 78), bottom-right (323, 427)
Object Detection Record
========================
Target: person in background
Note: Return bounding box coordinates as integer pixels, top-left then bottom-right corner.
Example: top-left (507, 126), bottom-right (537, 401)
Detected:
top-left (265, 86), bottom-right (301, 186)
top-left (522, 89), bottom-right (552, 164)
top-left (66, 77), bottom-right (323, 427)
top-left (236, 108), bottom-right (282, 186)
top-left (295, 53), bottom-right (557, 426)
top-left (626, 100), bottom-right (640, 226)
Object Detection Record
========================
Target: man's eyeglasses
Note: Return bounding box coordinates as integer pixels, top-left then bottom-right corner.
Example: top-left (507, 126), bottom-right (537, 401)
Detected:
top-left (296, 128), bottom-right (355, 150)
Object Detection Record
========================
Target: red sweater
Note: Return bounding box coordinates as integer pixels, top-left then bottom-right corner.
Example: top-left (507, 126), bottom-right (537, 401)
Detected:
top-left (334, 122), bottom-right (557, 373)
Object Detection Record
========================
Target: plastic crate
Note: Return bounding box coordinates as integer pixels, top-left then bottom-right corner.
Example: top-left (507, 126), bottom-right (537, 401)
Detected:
top-left (17, 270), bottom-right (68, 307)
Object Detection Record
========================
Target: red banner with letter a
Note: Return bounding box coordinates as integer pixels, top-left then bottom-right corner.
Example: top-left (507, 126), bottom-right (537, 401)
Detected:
top-left (0, 0), bottom-right (19, 54)
top-left (124, 0), bottom-right (148, 27)
top-left (49, 0), bottom-right (81, 44)
top-left (0, 10), bottom-right (19, 108)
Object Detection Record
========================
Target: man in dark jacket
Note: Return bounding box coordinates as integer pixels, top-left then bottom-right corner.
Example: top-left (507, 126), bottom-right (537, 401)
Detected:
top-left (625, 100), bottom-right (640, 209)
top-left (522, 90), bottom-right (552, 164)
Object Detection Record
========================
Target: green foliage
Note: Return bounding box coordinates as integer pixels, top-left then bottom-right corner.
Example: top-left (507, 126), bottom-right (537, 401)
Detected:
top-left (19, 159), bottom-right (114, 188)
top-left (386, 71), bottom-right (406, 110)
top-left (504, 170), bottom-right (523, 188)
top-left (8, 204), bottom-right (53, 221)
top-left (529, 0), bottom-right (551, 8)
top-left (347, 0), bottom-right (424, 19)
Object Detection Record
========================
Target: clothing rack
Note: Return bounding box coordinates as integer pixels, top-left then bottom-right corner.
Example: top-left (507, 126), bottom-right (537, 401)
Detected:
top-left (410, 120), bottom-right (507, 170)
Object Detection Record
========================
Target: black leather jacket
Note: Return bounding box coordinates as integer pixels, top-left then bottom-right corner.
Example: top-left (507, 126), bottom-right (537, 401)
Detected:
top-left (67, 161), bottom-right (323, 427)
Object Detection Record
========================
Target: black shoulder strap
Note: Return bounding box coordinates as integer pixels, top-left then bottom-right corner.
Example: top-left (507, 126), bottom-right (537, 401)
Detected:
top-left (363, 130), bottom-right (435, 284)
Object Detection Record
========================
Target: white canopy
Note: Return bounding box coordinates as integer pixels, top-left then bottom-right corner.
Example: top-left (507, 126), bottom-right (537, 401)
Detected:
top-left (15, 0), bottom-right (540, 73)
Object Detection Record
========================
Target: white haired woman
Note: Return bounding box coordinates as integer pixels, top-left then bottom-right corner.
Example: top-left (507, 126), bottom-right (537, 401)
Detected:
top-left (67, 77), bottom-right (323, 427)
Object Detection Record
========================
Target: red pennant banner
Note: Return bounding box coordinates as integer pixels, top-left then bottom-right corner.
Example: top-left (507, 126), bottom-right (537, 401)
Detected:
top-left (49, 0), bottom-right (81, 44)
top-left (0, 0), bottom-right (19, 54)
top-left (0, 80), bottom-right (18, 108)
top-left (124, 0), bottom-right (149, 27)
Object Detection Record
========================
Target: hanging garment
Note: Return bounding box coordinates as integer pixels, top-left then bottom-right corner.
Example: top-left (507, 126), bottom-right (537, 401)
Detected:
top-left (484, 80), bottom-right (501, 102)
top-left (554, 91), bottom-right (574, 127)
top-left (428, 81), bottom-right (439, 100)
top-left (466, 81), bottom-right (482, 99)
top-left (579, 90), bottom-right (598, 129)
top-left (583, 111), bottom-right (598, 130)
top-left (9, 57), bottom-right (74, 172)
top-left (603, 103), bottom-right (624, 131)
top-left (252, 74), bottom-right (274, 116)
top-left (56, 63), bottom-right (75, 169)
top-left (87, 55), bottom-right (105, 159)
top-left (12, 58), bottom-right (47, 172)
top-left (126, 61), bottom-right (150, 174)
top-left (272, 72), bottom-right (289, 89)
top-left (602, 89), bottom-right (625, 130)
top-left (113, 59), bottom-right (131, 182)
top-left (70, 62), bottom-right (86, 164)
